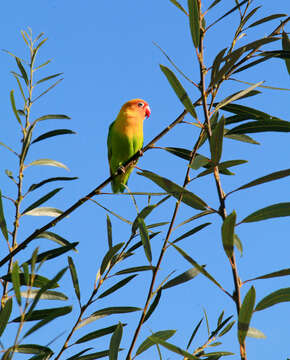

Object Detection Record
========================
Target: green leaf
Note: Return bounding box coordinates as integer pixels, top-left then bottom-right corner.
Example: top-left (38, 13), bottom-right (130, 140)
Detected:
top-left (210, 116), bottom-right (225, 164)
top-left (24, 243), bottom-right (78, 264)
top-left (227, 120), bottom-right (290, 135)
top-left (149, 336), bottom-right (199, 359)
top-left (139, 170), bottom-right (207, 210)
top-left (188, 0), bottom-right (200, 48)
top-left (197, 159), bottom-right (247, 178)
top-left (214, 48), bottom-right (245, 83)
top-left (34, 114), bottom-right (70, 122)
top-left (26, 267), bottom-right (67, 317)
top-left (98, 275), bottom-right (137, 299)
top-left (255, 288), bottom-right (290, 311)
top-left (23, 207), bottom-right (63, 217)
top-left (0, 142), bottom-right (17, 155)
top-left (15, 57), bottom-right (29, 85)
top-left (241, 202), bottom-right (290, 223)
top-left (5, 344), bottom-right (53, 356)
top-left (224, 131), bottom-right (260, 145)
top-left (100, 243), bottom-right (124, 275)
top-left (20, 123), bottom-right (36, 165)
top-left (282, 31), bottom-right (290, 75)
top-left (0, 190), bottom-right (8, 241)
top-left (12, 261), bottom-right (21, 306)
top-left (234, 233), bottom-right (243, 256)
top-left (160, 65), bottom-right (197, 119)
top-left (162, 146), bottom-right (191, 161)
top-left (31, 129), bottom-right (76, 144)
top-left (169, 0), bottom-right (188, 15)
top-left (219, 320), bottom-right (235, 337)
top-left (221, 103), bottom-right (275, 120)
top-left (173, 223), bottom-right (211, 243)
top-left (221, 211), bottom-right (236, 258)
top-left (109, 322), bottom-right (123, 360)
top-left (186, 318), bottom-right (203, 349)
top-left (0, 298), bottom-right (12, 337)
top-left (10, 90), bottom-right (22, 125)
top-left (22, 188), bottom-right (62, 214)
top-left (33, 78), bottom-right (63, 102)
top-left (26, 158), bottom-right (69, 170)
top-left (248, 14), bottom-right (287, 28)
top-left (75, 324), bottom-right (126, 344)
top-left (28, 176), bottom-right (77, 192)
top-left (171, 243), bottom-right (224, 290)
top-left (207, 0), bottom-right (222, 11)
top-left (13, 306), bottom-right (72, 322)
top-left (245, 268), bottom-right (290, 283)
top-left (72, 350), bottom-right (112, 360)
top-left (229, 169), bottom-right (290, 195)
top-left (144, 289), bottom-right (162, 322)
top-left (68, 256), bottom-right (81, 302)
top-left (138, 217), bottom-right (152, 263)
top-left (209, 0), bottom-right (249, 28)
top-left (1, 273), bottom-right (59, 288)
top-left (36, 231), bottom-right (77, 250)
top-left (20, 289), bottom-right (68, 300)
top-left (210, 48), bottom-right (227, 86)
top-left (238, 286), bottom-right (256, 345)
top-left (115, 266), bottom-right (154, 275)
top-left (163, 267), bottom-right (201, 289)
top-left (247, 327), bottom-right (266, 339)
top-left (106, 214), bottom-right (112, 248)
top-left (35, 73), bottom-right (63, 85)
top-left (136, 330), bottom-right (176, 356)
top-left (214, 82), bottom-right (263, 112)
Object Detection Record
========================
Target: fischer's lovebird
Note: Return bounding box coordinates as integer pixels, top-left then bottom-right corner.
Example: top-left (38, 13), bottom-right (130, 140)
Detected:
top-left (107, 99), bottom-right (151, 193)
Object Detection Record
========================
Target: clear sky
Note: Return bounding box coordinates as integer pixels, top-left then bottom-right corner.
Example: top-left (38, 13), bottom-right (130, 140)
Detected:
top-left (0, 0), bottom-right (289, 359)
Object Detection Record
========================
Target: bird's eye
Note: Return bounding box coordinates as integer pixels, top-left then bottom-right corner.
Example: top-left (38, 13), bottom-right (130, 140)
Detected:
top-left (137, 102), bottom-right (144, 107)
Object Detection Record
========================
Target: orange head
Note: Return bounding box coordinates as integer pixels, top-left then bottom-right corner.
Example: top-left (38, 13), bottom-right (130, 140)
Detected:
top-left (121, 99), bottom-right (151, 119)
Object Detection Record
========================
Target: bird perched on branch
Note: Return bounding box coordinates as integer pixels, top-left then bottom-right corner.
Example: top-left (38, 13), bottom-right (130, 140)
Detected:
top-left (107, 99), bottom-right (151, 193)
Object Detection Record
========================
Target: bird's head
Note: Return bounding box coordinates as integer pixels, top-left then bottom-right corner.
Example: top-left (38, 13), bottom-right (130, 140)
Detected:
top-left (122, 99), bottom-right (151, 119)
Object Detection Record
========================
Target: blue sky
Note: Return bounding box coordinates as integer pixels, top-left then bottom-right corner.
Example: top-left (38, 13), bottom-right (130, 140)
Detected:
top-left (0, 0), bottom-right (289, 359)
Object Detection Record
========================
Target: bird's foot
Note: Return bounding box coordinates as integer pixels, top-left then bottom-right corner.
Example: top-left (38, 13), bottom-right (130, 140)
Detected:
top-left (138, 149), bottom-right (144, 157)
top-left (117, 166), bottom-right (126, 175)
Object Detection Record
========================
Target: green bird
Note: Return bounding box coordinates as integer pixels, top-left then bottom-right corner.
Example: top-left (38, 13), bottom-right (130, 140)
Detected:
top-left (107, 99), bottom-right (151, 193)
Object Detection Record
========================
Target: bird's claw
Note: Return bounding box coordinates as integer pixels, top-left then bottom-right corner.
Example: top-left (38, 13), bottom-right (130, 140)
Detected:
top-left (138, 149), bottom-right (144, 157)
top-left (118, 165), bottom-right (126, 175)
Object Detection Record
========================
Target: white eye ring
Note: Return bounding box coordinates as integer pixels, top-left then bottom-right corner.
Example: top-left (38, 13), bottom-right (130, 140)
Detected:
top-left (137, 102), bottom-right (144, 107)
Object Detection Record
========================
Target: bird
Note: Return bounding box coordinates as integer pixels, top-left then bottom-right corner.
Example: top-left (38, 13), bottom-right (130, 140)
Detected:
top-left (107, 98), bottom-right (151, 193)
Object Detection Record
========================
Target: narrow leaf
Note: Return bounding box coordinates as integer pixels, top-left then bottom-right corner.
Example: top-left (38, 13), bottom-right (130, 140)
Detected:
top-left (255, 288), bottom-right (290, 311)
top-left (1, 273), bottom-right (59, 288)
top-left (24, 243), bottom-right (78, 264)
top-left (238, 286), bottom-right (256, 344)
top-left (68, 256), bottom-right (81, 302)
top-left (31, 129), bottom-right (76, 144)
top-left (100, 243), bottom-right (124, 275)
top-left (28, 176), bottom-right (77, 192)
top-left (10, 90), bottom-right (22, 125)
top-left (188, 0), bottom-right (200, 48)
top-left (139, 170), bottom-right (207, 210)
top-left (92, 306), bottom-right (141, 317)
top-left (15, 57), bottom-right (29, 85)
top-left (20, 289), bottom-right (68, 300)
top-left (241, 202), bottom-right (290, 223)
top-left (221, 211), bottom-right (236, 258)
top-left (210, 48), bottom-right (227, 86)
top-left (13, 306), bottom-right (72, 322)
top-left (282, 31), bottom-right (290, 75)
top-left (219, 320), bottom-right (235, 337)
top-left (106, 215), bottom-right (112, 248)
top-left (149, 336), bottom-right (199, 359)
top-left (172, 243), bottom-right (224, 290)
top-left (23, 207), bottom-right (63, 217)
top-left (26, 159), bottom-right (69, 170)
top-left (75, 324), bottom-right (125, 344)
top-left (224, 132), bottom-right (260, 145)
top-left (248, 14), bottom-right (287, 28)
top-left (227, 120), bottom-right (290, 135)
top-left (136, 330), bottom-right (176, 356)
top-left (245, 268), bottom-right (290, 283)
top-left (247, 327), bottom-right (266, 339)
top-left (35, 73), bottom-right (63, 85)
top-left (186, 318), bottom-right (203, 349)
top-left (34, 114), bottom-right (70, 122)
top-left (209, 0), bottom-right (249, 28)
top-left (169, 0), bottom-right (188, 15)
top-left (98, 275), bottom-right (137, 299)
top-left (230, 169), bottom-right (290, 194)
top-left (22, 188), bottom-right (62, 214)
top-left (138, 218), bottom-right (152, 263)
top-left (144, 289), bottom-right (162, 322)
top-left (32, 78), bottom-right (63, 102)
top-left (0, 298), bottom-right (12, 337)
top-left (36, 231), bottom-right (77, 250)
top-left (0, 190), bottom-right (8, 240)
top-left (160, 65), bottom-right (197, 119)
top-left (173, 223), bottom-right (211, 243)
top-left (163, 267), bottom-right (200, 289)
top-left (109, 322), bottom-right (123, 360)
top-left (12, 261), bottom-right (21, 306)
top-left (210, 116), bottom-right (225, 164)
top-left (115, 266), bottom-right (154, 275)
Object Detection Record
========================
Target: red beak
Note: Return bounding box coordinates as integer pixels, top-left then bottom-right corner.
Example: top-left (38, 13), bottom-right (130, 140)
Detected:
top-left (145, 105), bottom-right (151, 118)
